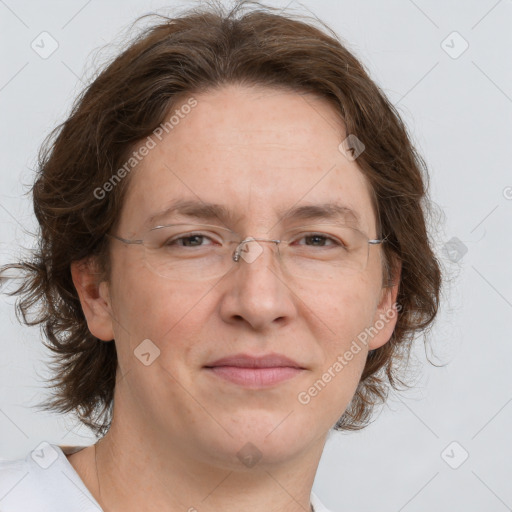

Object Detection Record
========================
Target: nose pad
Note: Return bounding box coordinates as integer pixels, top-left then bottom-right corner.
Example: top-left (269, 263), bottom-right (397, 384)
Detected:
top-left (233, 237), bottom-right (263, 264)
top-left (232, 238), bottom-right (280, 264)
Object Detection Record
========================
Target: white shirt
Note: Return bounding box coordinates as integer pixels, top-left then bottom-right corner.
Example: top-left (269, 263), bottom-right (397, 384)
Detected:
top-left (0, 443), bottom-right (333, 511)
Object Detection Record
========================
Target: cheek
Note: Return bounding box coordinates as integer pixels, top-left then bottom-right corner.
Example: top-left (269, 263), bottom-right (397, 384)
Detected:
top-left (297, 284), bottom-right (376, 417)
top-left (308, 278), bottom-right (378, 348)
top-left (109, 251), bottom-right (209, 357)
top-left (109, 272), bottom-right (209, 413)
top-left (297, 344), bottom-right (367, 431)
top-left (318, 282), bottom-right (379, 410)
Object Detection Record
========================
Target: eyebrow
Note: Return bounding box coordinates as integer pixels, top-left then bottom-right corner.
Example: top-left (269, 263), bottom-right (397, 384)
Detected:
top-left (145, 198), bottom-right (362, 230)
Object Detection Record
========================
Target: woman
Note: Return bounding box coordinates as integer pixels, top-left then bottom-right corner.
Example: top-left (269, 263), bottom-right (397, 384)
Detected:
top-left (0, 1), bottom-right (441, 510)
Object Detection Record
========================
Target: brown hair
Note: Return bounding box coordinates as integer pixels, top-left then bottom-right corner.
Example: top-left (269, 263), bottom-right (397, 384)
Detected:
top-left (0, 0), bottom-right (442, 436)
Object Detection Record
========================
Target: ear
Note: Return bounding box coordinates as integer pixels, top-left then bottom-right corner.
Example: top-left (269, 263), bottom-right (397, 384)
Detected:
top-left (368, 258), bottom-right (402, 351)
top-left (70, 257), bottom-right (114, 342)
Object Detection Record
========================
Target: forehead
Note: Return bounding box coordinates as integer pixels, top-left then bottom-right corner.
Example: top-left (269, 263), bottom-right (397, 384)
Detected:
top-left (118, 85), bottom-right (377, 236)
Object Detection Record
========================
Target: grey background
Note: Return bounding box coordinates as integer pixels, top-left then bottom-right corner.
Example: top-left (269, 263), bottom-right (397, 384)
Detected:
top-left (1, 1), bottom-right (511, 511)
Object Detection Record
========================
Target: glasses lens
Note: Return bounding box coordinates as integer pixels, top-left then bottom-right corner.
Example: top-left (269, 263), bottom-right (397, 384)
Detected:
top-left (140, 223), bottom-right (373, 281)
top-left (143, 224), bottom-right (238, 281)
top-left (278, 224), bottom-right (369, 280)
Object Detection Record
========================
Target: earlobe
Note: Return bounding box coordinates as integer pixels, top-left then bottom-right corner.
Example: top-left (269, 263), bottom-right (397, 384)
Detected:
top-left (70, 258), bottom-right (114, 342)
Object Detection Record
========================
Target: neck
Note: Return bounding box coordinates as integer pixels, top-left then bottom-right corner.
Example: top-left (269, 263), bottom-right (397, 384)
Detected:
top-left (91, 423), bottom-right (322, 512)
top-left (70, 375), bottom-right (328, 512)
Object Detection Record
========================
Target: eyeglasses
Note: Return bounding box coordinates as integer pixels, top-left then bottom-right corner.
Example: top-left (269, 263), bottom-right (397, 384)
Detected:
top-left (107, 222), bottom-right (387, 281)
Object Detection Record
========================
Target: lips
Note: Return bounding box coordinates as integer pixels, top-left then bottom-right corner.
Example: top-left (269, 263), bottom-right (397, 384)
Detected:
top-left (204, 353), bottom-right (305, 369)
top-left (204, 353), bottom-right (306, 387)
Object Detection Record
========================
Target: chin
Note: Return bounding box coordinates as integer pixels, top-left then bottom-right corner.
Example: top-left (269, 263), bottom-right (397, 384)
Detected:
top-left (196, 412), bottom-right (317, 467)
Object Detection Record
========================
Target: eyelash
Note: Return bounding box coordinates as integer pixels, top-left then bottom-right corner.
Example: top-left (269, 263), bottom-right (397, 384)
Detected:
top-left (167, 232), bottom-right (344, 248)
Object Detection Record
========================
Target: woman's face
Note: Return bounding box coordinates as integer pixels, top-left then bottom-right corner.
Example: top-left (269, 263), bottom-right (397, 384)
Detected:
top-left (84, 84), bottom-right (398, 467)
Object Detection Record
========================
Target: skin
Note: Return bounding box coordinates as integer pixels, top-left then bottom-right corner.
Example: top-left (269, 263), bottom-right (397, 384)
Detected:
top-left (69, 84), bottom-right (400, 512)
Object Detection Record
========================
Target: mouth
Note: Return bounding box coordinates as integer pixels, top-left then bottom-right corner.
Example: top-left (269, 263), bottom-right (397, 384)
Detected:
top-left (203, 353), bottom-right (306, 388)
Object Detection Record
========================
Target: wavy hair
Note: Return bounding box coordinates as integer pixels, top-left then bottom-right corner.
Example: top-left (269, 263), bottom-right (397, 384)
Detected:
top-left (0, 0), bottom-right (442, 436)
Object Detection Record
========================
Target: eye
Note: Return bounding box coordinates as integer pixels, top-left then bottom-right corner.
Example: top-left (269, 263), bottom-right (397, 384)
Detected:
top-left (165, 232), bottom-right (218, 248)
top-left (145, 224), bottom-right (234, 251)
top-left (293, 232), bottom-right (347, 248)
top-left (172, 234), bottom-right (210, 247)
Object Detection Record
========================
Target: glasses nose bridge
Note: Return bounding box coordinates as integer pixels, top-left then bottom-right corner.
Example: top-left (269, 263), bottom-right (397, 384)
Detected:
top-left (232, 236), bottom-right (281, 263)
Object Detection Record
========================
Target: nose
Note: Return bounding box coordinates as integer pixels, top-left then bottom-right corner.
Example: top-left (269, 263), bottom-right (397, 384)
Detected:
top-left (219, 238), bottom-right (297, 331)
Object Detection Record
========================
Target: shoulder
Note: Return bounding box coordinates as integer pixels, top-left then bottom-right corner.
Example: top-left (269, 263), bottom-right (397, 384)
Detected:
top-left (311, 490), bottom-right (336, 512)
top-left (0, 442), bottom-right (102, 512)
